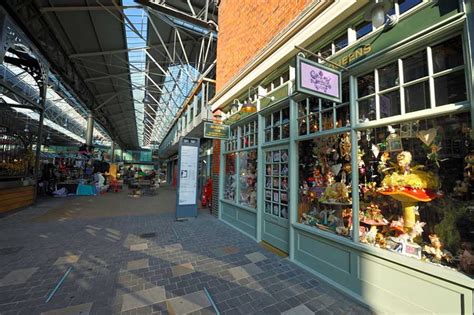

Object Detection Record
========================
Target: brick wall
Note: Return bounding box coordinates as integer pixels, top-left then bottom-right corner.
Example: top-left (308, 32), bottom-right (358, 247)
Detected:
top-left (211, 139), bottom-right (221, 217)
top-left (216, 0), bottom-right (313, 91)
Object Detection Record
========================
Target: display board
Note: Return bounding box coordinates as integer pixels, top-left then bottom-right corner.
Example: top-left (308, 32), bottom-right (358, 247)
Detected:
top-left (176, 137), bottom-right (200, 219)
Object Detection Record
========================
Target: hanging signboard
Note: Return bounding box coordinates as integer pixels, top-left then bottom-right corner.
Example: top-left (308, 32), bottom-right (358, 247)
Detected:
top-left (295, 55), bottom-right (342, 103)
top-left (203, 122), bottom-right (230, 140)
top-left (176, 137), bottom-right (200, 219)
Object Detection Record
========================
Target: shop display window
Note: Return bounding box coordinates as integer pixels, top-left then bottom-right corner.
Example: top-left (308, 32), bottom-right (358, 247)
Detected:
top-left (224, 153), bottom-right (236, 201)
top-left (225, 127), bottom-right (238, 151)
top-left (357, 36), bottom-right (467, 123)
top-left (298, 132), bottom-right (353, 238)
top-left (265, 149), bottom-right (289, 219)
top-left (298, 83), bottom-right (350, 136)
top-left (239, 150), bottom-right (257, 208)
top-left (241, 121), bottom-right (258, 149)
top-left (357, 113), bottom-right (473, 276)
top-left (264, 107), bottom-right (290, 142)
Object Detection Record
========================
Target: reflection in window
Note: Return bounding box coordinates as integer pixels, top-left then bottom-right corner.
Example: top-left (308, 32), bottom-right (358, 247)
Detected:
top-left (378, 62), bottom-right (398, 91)
top-left (356, 21), bottom-right (372, 39)
top-left (334, 33), bottom-right (348, 52)
top-left (398, 0), bottom-right (422, 14)
top-left (380, 90), bottom-right (401, 118)
top-left (435, 71), bottom-right (467, 106)
top-left (405, 81), bottom-right (430, 112)
top-left (357, 113), bottom-right (473, 277)
top-left (432, 36), bottom-right (464, 73)
top-left (264, 107), bottom-right (290, 142)
top-left (403, 50), bottom-right (428, 82)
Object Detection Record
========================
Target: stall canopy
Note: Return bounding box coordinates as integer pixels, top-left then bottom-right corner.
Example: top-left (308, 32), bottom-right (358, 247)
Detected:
top-left (1, 0), bottom-right (218, 149)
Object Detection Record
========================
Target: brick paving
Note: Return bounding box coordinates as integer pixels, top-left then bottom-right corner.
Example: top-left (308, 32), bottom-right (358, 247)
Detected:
top-left (0, 185), bottom-right (372, 315)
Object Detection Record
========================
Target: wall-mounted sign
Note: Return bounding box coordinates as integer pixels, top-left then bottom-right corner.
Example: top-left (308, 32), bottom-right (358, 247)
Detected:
top-left (295, 55), bottom-right (342, 103)
top-left (204, 122), bottom-right (230, 140)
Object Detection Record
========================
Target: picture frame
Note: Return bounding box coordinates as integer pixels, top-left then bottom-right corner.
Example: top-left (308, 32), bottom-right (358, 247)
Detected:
top-left (387, 135), bottom-right (403, 152)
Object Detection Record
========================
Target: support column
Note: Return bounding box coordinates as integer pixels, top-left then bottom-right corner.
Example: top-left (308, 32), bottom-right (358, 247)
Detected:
top-left (34, 108), bottom-right (44, 180)
top-left (86, 113), bottom-right (94, 146)
top-left (111, 142), bottom-right (115, 162)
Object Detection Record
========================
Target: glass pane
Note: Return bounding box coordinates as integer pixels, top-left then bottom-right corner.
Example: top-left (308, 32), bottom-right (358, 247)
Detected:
top-left (322, 110), bottom-right (334, 130)
top-left (341, 82), bottom-right (350, 103)
top-left (265, 202), bottom-right (271, 213)
top-left (358, 97), bottom-right (376, 122)
top-left (334, 32), bottom-right (348, 52)
top-left (282, 71), bottom-right (289, 83)
top-left (380, 90), bottom-right (401, 118)
top-left (298, 100), bottom-right (307, 117)
top-left (273, 125), bottom-right (280, 140)
top-left (309, 97), bottom-right (319, 113)
top-left (309, 113), bottom-right (319, 133)
top-left (320, 43), bottom-right (332, 59)
top-left (403, 50), bottom-right (428, 82)
top-left (336, 105), bottom-right (350, 128)
top-left (405, 81), bottom-right (430, 113)
top-left (398, 0), bottom-right (422, 14)
top-left (282, 123), bottom-right (290, 139)
top-left (239, 150), bottom-right (257, 208)
top-left (356, 21), bottom-right (372, 39)
top-left (321, 99), bottom-right (333, 110)
top-left (358, 72), bottom-right (375, 97)
top-left (298, 132), bottom-right (352, 239)
top-left (273, 111), bottom-right (281, 125)
top-left (357, 112), bottom-right (473, 277)
top-left (282, 107), bottom-right (290, 123)
top-left (435, 70), bottom-right (467, 106)
top-left (299, 117), bottom-right (308, 136)
top-left (224, 153), bottom-right (236, 201)
top-left (432, 36), bottom-right (464, 73)
top-left (272, 77), bottom-right (281, 89)
top-left (265, 115), bottom-right (272, 128)
top-left (379, 62), bottom-right (399, 91)
top-left (265, 128), bottom-right (271, 142)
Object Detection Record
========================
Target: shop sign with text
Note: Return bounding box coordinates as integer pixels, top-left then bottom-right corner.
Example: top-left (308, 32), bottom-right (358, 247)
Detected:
top-left (204, 122), bottom-right (230, 140)
top-left (296, 55), bottom-right (342, 103)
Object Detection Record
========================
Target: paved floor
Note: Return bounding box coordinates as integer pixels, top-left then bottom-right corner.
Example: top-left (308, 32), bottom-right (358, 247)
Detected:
top-left (0, 185), bottom-right (372, 315)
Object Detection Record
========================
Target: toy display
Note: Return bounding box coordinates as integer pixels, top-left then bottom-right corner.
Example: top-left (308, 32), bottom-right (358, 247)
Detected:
top-left (356, 113), bottom-right (473, 276)
top-left (239, 150), bottom-right (257, 208)
top-left (298, 132), bottom-right (353, 238)
top-left (224, 153), bottom-right (236, 201)
top-left (265, 149), bottom-right (289, 219)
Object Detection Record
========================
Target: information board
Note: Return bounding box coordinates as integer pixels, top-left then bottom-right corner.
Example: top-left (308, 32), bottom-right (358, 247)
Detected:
top-left (176, 137), bottom-right (200, 219)
top-left (203, 122), bottom-right (230, 140)
top-left (178, 145), bottom-right (198, 205)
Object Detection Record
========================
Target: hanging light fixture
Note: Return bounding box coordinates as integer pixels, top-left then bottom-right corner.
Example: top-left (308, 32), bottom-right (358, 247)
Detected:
top-left (24, 123), bottom-right (29, 133)
top-left (364, 0), bottom-right (397, 29)
top-left (230, 99), bottom-right (240, 113)
top-left (240, 87), bottom-right (275, 114)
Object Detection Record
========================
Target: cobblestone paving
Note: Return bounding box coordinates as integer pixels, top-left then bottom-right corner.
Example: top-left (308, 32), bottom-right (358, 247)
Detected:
top-left (0, 186), bottom-right (372, 315)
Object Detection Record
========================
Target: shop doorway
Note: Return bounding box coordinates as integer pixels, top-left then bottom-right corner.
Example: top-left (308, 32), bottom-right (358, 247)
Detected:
top-left (262, 146), bottom-right (289, 253)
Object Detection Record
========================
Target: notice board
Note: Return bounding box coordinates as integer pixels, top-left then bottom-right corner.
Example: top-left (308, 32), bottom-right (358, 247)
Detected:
top-left (176, 137), bottom-right (200, 219)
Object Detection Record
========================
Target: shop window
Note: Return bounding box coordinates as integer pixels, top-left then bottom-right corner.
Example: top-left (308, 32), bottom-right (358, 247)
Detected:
top-left (272, 77), bottom-right (281, 90)
top-left (298, 132), bottom-right (353, 238)
top-left (356, 35), bottom-right (467, 120)
top-left (265, 149), bottom-right (289, 219)
top-left (319, 43), bottom-right (333, 60)
top-left (225, 127), bottom-right (238, 151)
top-left (334, 33), bottom-right (348, 52)
top-left (357, 112), bottom-right (473, 276)
top-left (264, 107), bottom-right (290, 142)
top-left (241, 120), bottom-right (258, 149)
top-left (224, 153), bottom-right (236, 202)
top-left (239, 150), bottom-right (257, 208)
top-left (298, 83), bottom-right (349, 136)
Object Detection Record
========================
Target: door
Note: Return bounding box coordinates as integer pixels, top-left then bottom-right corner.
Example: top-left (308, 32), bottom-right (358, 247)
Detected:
top-left (262, 146), bottom-right (289, 253)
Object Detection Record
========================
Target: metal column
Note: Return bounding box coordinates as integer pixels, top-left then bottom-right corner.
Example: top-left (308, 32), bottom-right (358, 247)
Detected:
top-left (86, 113), bottom-right (94, 146)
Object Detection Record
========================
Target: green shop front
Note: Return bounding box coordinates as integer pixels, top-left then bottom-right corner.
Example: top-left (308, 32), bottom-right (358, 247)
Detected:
top-left (217, 1), bottom-right (474, 313)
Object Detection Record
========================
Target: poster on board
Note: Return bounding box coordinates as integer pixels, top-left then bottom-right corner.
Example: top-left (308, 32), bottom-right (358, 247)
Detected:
top-left (178, 145), bottom-right (198, 205)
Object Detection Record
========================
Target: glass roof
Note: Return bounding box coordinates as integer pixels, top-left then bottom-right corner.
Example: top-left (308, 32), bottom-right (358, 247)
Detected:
top-left (123, 0), bottom-right (202, 148)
